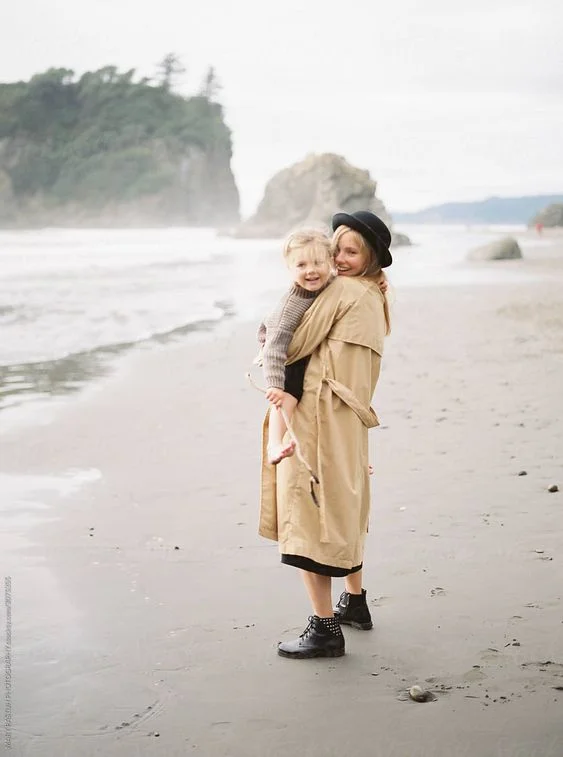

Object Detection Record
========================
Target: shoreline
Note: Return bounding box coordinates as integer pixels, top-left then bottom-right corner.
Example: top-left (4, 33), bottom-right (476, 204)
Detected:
top-left (1, 243), bottom-right (563, 754)
top-left (2, 224), bottom-right (562, 431)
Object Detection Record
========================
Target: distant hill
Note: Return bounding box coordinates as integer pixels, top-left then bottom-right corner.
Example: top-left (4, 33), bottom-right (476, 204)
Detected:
top-left (392, 195), bottom-right (563, 225)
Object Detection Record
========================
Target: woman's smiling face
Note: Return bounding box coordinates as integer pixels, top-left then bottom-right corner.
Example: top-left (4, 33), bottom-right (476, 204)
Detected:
top-left (333, 230), bottom-right (369, 277)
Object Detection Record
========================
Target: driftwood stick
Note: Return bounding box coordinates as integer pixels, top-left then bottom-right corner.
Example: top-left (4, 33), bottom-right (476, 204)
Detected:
top-left (246, 371), bottom-right (320, 506)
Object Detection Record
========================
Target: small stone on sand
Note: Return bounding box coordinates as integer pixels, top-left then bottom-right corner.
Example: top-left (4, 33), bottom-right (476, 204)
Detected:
top-left (408, 685), bottom-right (435, 702)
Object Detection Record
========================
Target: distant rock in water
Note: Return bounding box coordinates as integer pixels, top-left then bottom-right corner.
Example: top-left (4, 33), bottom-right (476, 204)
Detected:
top-left (529, 203), bottom-right (563, 228)
top-left (233, 153), bottom-right (410, 247)
top-left (467, 237), bottom-right (523, 261)
top-left (0, 67), bottom-right (240, 229)
top-left (392, 231), bottom-right (411, 248)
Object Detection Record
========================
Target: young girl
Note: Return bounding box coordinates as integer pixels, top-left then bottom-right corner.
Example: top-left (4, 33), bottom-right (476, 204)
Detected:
top-left (257, 223), bottom-right (390, 466)
top-left (255, 229), bottom-right (334, 465)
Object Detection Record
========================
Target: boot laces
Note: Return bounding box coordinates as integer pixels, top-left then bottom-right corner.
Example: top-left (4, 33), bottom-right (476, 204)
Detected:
top-left (336, 591), bottom-right (348, 608)
top-left (300, 617), bottom-right (315, 640)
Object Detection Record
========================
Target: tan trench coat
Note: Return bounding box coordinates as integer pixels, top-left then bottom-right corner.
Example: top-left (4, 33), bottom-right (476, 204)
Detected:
top-left (259, 276), bottom-right (387, 571)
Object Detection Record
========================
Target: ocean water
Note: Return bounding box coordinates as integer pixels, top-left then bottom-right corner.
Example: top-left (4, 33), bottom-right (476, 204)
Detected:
top-left (0, 222), bottom-right (545, 419)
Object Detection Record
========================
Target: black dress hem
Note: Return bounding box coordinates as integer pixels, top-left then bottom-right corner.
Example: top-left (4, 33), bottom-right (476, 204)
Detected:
top-left (281, 553), bottom-right (362, 578)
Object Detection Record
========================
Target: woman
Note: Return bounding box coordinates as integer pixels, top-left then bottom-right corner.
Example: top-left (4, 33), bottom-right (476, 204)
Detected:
top-left (258, 210), bottom-right (393, 659)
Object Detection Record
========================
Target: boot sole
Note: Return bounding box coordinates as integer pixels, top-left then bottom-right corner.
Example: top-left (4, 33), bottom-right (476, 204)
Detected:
top-left (339, 619), bottom-right (373, 631)
top-left (277, 647), bottom-right (345, 659)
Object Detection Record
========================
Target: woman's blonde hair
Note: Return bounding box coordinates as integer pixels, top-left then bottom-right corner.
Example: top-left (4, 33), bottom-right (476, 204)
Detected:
top-left (283, 228), bottom-right (333, 264)
top-left (332, 225), bottom-right (391, 335)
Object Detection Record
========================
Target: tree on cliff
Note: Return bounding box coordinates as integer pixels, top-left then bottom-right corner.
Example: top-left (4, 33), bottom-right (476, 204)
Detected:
top-left (156, 54), bottom-right (186, 92)
top-left (199, 66), bottom-right (221, 101)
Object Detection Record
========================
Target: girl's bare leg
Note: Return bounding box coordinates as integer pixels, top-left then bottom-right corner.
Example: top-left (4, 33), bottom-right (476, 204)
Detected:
top-left (300, 570), bottom-right (334, 617)
top-left (267, 395), bottom-right (297, 465)
top-left (344, 569), bottom-right (363, 595)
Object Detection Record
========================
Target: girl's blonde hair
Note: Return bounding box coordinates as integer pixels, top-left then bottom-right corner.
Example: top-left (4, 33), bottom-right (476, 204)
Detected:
top-left (332, 225), bottom-right (391, 335)
top-left (283, 228), bottom-right (333, 264)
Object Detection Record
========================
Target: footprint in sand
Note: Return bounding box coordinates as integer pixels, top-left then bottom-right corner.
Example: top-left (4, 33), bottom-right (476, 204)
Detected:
top-left (479, 648), bottom-right (504, 662)
top-left (370, 595), bottom-right (392, 606)
top-left (520, 661), bottom-right (563, 692)
top-left (430, 586), bottom-right (446, 597)
top-left (463, 666), bottom-right (488, 682)
top-left (521, 661), bottom-right (563, 675)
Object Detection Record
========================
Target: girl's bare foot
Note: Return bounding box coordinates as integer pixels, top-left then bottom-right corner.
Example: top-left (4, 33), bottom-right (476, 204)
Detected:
top-left (268, 440), bottom-right (296, 465)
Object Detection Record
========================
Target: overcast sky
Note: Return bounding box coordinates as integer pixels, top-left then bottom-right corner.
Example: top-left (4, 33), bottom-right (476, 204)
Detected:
top-left (2, 0), bottom-right (562, 216)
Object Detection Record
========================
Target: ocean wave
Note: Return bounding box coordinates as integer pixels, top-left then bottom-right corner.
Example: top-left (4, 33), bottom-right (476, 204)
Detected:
top-left (1, 253), bottom-right (227, 282)
top-left (0, 299), bottom-right (235, 411)
top-left (143, 252), bottom-right (232, 272)
top-left (1, 299), bottom-right (235, 368)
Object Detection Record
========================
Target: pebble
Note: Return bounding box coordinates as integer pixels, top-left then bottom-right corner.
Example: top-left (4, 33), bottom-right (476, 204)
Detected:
top-left (409, 685), bottom-right (434, 702)
top-left (517, 471), bottom-right (527, 476)
top-left (547, 484), bottom-right (559, 493)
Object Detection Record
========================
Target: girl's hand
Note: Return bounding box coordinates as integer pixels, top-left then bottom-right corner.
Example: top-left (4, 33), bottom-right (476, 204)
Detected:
top-left (265, 387), bottom-right (288, 408)
top-left (378, 277), bottom-right (389, 294)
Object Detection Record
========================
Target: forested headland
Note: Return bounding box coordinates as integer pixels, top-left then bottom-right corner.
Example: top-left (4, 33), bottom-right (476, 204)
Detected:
top-left (0, 57), bottom-right (240, 227)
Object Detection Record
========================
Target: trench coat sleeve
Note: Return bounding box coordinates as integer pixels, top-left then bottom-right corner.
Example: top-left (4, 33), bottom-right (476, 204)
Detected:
top-left (286, 278), bottom-right (351, 365)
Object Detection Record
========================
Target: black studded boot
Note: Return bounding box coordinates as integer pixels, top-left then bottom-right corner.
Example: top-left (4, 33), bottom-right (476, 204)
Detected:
top-left (334, 589), bottom-right (373, 630)
top-left (277, 616), bottom-right (345, 659)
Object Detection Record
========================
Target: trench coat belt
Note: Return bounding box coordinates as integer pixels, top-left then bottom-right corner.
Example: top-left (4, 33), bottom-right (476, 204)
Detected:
top-left (314, 376), bottom-right (379, 546)
top-left (323, 377), bottom-right (380, 428)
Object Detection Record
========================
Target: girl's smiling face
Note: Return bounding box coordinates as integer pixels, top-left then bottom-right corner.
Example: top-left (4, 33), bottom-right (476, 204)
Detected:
top-left (287, 250), bottom-right (332, 291)
top-left (333, 231), bottom-right (369, 277)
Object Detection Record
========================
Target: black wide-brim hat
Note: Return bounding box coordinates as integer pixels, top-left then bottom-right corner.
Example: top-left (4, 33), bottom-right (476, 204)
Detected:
top-left (332, 210), bottom-right (393, 268)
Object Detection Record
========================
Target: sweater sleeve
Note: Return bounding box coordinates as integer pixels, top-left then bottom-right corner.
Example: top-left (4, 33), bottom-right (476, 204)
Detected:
top-left (262, 286), bottom-right (316, 389)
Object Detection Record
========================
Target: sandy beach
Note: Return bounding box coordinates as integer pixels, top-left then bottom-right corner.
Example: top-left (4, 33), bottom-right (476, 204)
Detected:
top-left (1, 232), bottom-right (563, 756)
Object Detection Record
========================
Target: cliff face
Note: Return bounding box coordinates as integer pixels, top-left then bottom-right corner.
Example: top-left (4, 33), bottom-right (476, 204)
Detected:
top-left (233, 153), bottom-right (408, 245)
top-left (0, 167), bottom-right (15, 221)
top-left (0, 68), bottom-right (240, 228)
top-left (0, 139), bottom-right (239, 228)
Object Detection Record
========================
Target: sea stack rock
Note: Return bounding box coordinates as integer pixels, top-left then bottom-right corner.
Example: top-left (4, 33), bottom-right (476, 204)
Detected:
top-left (234, 153), bottom-right (410, 246)
top-left (467, 236), bottom-right (523, 261)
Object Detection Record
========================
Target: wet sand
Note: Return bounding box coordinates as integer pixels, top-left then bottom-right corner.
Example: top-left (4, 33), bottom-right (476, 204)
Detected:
top-left (1, 236), bottom-right (563, 756)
